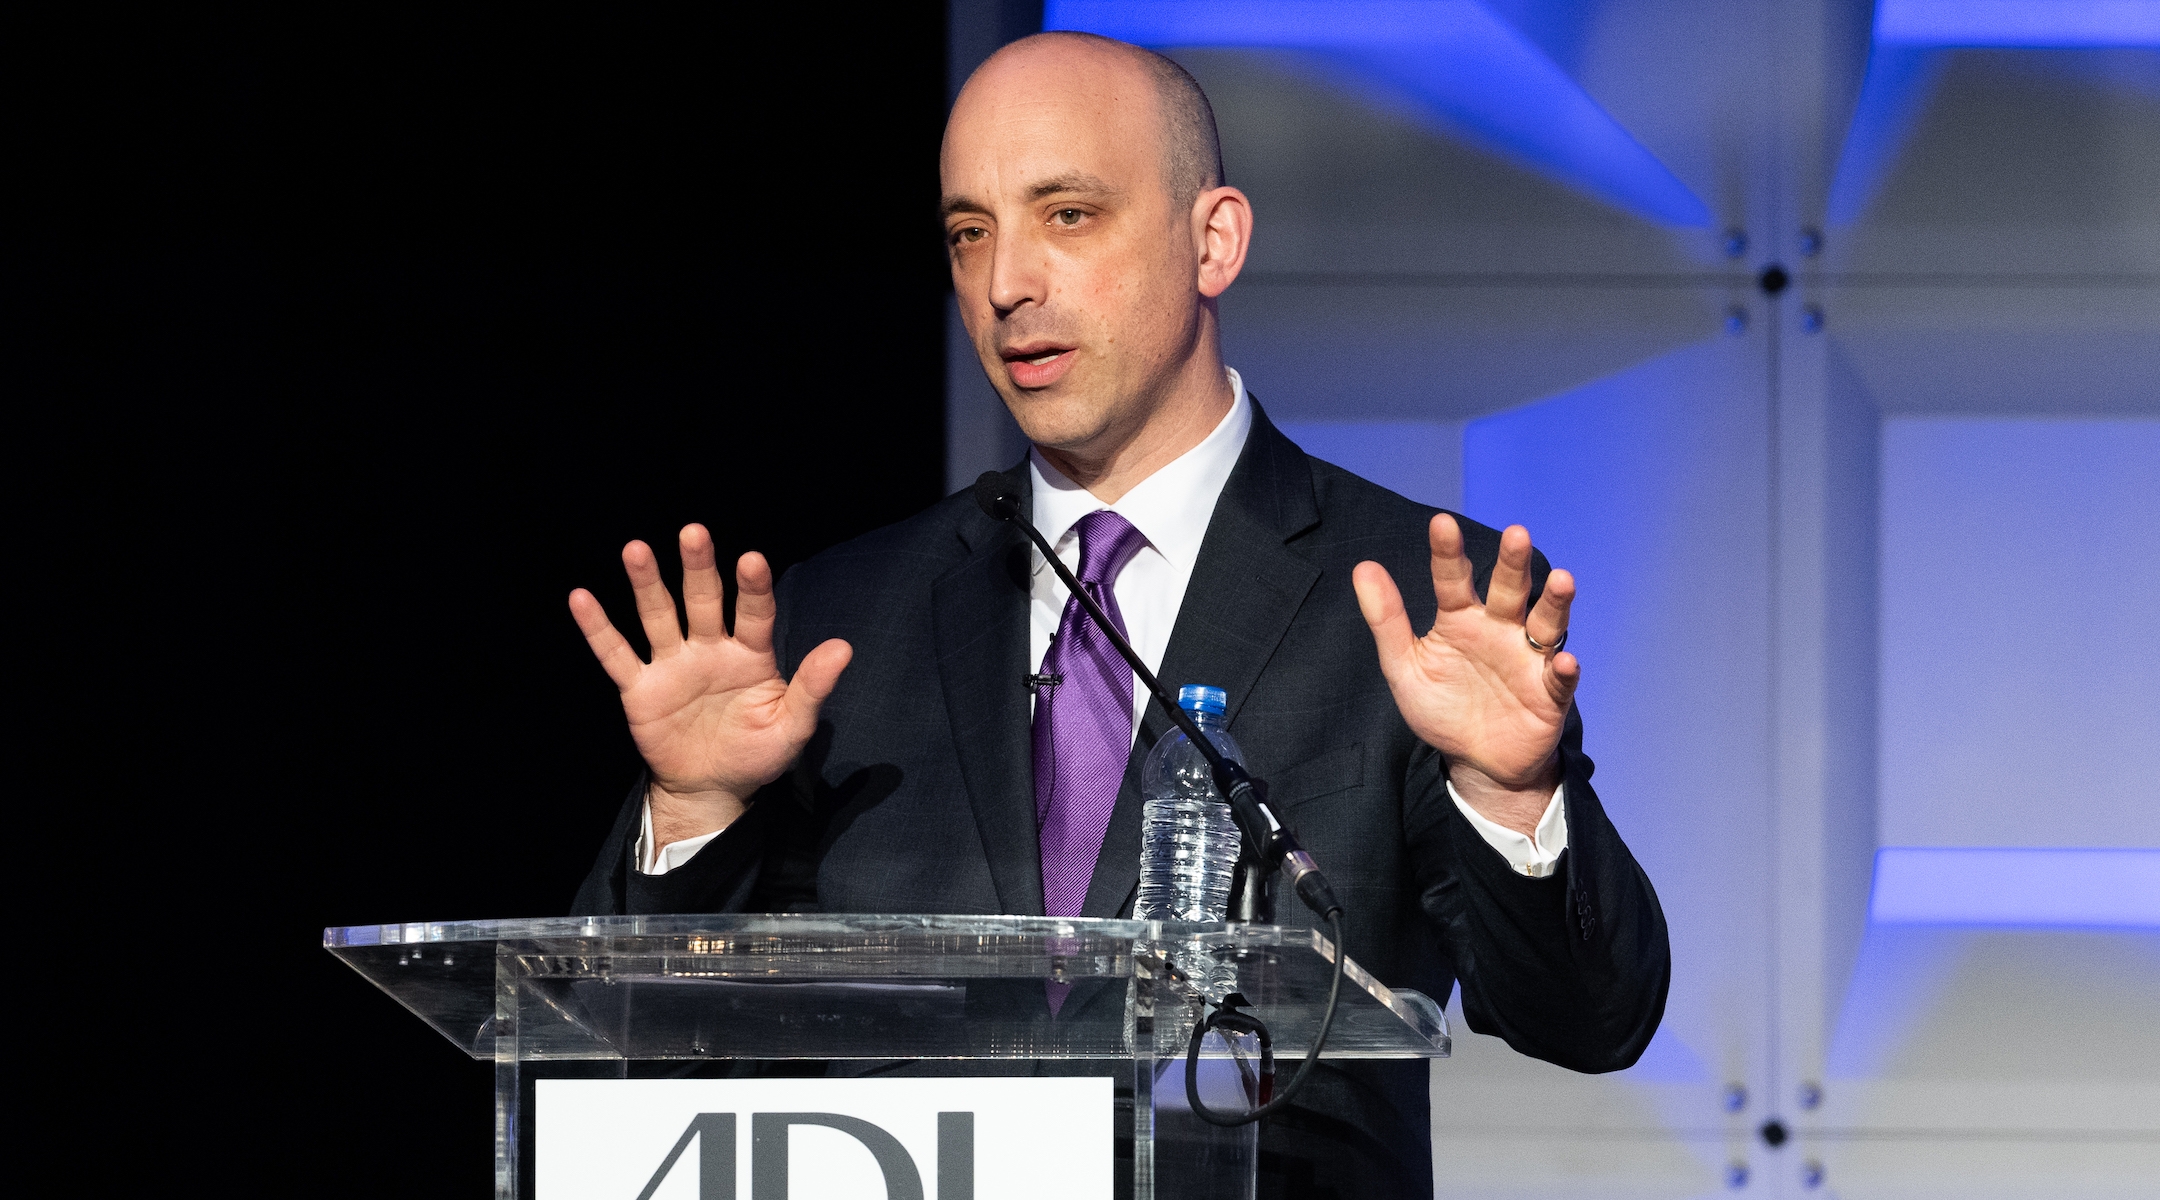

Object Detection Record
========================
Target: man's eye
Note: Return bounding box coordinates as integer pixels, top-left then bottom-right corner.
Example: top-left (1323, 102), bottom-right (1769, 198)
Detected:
top-left (953, 226), bottom-right (987, 244)
top-left (1055, 209), bottom-right (1084, 226)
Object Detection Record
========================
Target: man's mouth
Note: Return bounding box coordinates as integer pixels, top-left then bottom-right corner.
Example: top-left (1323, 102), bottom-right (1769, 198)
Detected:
top-left (1000, 344), bottom-right (1077, 388)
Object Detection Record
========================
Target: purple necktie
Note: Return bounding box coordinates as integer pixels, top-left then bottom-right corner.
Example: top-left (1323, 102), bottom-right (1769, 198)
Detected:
top-left (1034, 510), bottom-right (1149, 919)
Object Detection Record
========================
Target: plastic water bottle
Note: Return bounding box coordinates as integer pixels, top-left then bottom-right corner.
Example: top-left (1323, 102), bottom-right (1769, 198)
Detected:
top-left (1135, 685), bottom-right (1246, 922)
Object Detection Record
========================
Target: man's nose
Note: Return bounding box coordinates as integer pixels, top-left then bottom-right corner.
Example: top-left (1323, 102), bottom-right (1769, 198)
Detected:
top-left (985, 234), bottom-right (1044, 315)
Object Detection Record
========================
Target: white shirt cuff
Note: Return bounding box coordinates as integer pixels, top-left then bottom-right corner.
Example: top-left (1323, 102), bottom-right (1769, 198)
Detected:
top-left (642, 785), bottom-right (1562, 878)
top-left (1448, 780), bottom-right (1569, 877)
top-left (635, 796), bottom-right (727, 876)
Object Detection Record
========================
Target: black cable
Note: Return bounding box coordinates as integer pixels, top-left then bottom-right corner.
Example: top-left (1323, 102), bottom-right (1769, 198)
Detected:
top-left (970, 474), bottom-right (1355, 1126)
top-left (972, 472), bottom-right (1342, 922)
top-left (1183, 908), bottom-right (1347, 1126)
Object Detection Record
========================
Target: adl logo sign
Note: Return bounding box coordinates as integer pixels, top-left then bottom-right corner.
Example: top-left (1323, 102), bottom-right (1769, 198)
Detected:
top-left (537, 1077), bottom-right (1112, 1198)
top-left (631, 1110), bottom-right (972, 1200)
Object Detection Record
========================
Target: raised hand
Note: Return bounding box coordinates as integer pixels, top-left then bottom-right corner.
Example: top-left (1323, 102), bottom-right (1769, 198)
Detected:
top-left (1352, 515), bottom-right (1579, 836)
top-left (568, 524), bottom-right (852, 845)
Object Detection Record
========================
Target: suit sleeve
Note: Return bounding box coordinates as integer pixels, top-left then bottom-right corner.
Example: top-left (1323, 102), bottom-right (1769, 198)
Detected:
top-left (1411, 704), bottom-right (1670, 1072)
top-left (1404, 544), bottom-right (1672, 1073)
top-left (567, 770), bottom-right (794, 915)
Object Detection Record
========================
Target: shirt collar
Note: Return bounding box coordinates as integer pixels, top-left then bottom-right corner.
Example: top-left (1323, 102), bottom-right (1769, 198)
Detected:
top-left (1028, 367), bottom-right (1252, 570)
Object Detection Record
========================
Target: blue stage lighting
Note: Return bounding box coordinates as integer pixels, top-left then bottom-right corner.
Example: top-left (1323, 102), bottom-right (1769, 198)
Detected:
top-left (1828, 2), bottom-right (2158, 223)
top-left (1043, 0), bottom-right (1713, 226)
top-left (1876, 0), bottom-right (2160, 47)
top-left (1870, 847), bottom-right (2160, 927)
top-left (1825, 46), bottom-right (1943, 226)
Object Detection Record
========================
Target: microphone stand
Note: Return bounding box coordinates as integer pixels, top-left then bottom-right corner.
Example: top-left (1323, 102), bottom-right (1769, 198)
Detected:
top-left (974, 472), bottom-right (1348, 1126)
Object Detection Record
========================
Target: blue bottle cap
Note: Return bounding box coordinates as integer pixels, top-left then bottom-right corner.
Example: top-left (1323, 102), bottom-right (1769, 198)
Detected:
top-left (1177, 685), bottom-right (1227, 715)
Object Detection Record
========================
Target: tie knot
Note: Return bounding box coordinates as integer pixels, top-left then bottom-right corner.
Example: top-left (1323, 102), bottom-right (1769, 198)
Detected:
top-left (1072, 510), bottom-right (1146, 586)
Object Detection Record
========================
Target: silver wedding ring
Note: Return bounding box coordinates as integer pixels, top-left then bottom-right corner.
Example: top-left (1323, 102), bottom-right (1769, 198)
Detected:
top-left (1526, 627), bottom-right (1568, 654)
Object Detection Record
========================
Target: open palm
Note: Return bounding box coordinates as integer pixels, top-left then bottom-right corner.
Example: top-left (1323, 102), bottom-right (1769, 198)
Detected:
top-left (1353, 516), bottom-right (1578, 826)
top-left (568, 525), bottom-right (851, 839)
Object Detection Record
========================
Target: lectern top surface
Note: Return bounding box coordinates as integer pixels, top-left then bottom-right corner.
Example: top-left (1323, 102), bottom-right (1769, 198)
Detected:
top-left (324, 913), bottom-right (1450, 1063)
top-left (324, 911), bottom-right (1158, 948)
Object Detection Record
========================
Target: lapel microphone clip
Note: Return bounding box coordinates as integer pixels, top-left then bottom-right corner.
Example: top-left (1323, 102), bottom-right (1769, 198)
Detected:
top-left (1024, 672), bottom-right (1063, 694)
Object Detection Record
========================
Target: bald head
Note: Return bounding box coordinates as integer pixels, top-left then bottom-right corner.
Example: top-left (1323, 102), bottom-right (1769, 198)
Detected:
top-left (967, 32), bottom-right (1225, 210)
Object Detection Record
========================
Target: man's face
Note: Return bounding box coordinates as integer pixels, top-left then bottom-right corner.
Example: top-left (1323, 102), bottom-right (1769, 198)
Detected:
top-left (940, 44), bottom-right (1203, 454)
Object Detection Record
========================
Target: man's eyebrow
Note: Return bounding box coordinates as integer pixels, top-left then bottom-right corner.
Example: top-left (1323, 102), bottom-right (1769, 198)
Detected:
top-left (941, 193), bottom-right (988, 219)
top-left (1026, 172), bottom-right (1121, 201)
top-left (941, 173), bottom-right (1125, 218)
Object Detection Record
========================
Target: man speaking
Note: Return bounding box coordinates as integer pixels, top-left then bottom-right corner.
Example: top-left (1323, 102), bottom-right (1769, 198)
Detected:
top-left (567, 31), bottom-right (1668, 1197)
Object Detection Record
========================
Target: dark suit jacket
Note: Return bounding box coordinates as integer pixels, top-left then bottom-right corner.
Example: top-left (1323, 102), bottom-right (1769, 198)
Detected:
top-left (573, 401), bottom-right (1670, 1198)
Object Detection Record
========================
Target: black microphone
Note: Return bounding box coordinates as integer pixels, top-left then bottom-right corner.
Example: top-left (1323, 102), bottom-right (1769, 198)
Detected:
top-left (973, 471), bottom-right (1343, 921)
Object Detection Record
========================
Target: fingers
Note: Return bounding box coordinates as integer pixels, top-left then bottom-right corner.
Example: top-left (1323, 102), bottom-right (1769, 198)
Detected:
top-left (732, 551), bottom-right (777, 655)
top-left (1485, 525), bottom-right (1534, 622)
top-left (1352, 561), bottom-right (1416, 667)
top-left (1526, 567), bottom-right (1575, 650)
top-left (568, 587), bottom-right (643, 691)
top-left (623, 539), bottom-right (685, 657)
top-left (1546, 649), bottom-right (1581, 708)
top-left (1428, 514), bottom-right (1478, 612)
top-left (783, 638), bottom-right (854, 732)
top-left (679, 524), bottom-right (724, 642)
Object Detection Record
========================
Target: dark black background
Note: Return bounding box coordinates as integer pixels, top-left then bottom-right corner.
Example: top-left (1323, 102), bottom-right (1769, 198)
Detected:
top-left (30, 9), bottom-right (949, 1193)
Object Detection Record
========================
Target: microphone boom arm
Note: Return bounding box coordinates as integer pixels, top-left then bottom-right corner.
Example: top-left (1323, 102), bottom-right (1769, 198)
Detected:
top-left (976, 472), bottom-right (1350, 1128)
top-left (977, 473), bottom-right (1341, 921)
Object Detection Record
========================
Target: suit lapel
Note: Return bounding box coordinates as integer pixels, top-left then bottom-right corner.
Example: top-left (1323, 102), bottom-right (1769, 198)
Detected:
top-left (931, 465), bottom-right (1044, 916)
top-left (1080, 401), bottom-right (1324, 917)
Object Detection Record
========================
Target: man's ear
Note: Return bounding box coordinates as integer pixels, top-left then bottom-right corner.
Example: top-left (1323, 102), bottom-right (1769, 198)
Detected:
top-left (1194, 185), bottom-right (1252, 299)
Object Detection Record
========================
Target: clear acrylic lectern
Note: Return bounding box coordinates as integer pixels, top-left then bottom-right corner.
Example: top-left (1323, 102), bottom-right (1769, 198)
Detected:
top-left (326, 914), bottom-right (1449, 1198)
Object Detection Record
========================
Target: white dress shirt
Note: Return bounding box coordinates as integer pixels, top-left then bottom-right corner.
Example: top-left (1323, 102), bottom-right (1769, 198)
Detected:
top-left (1025, 369), bottom-right (1252, 735)
top-left (639, 367), bottom-right (1566, 878)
